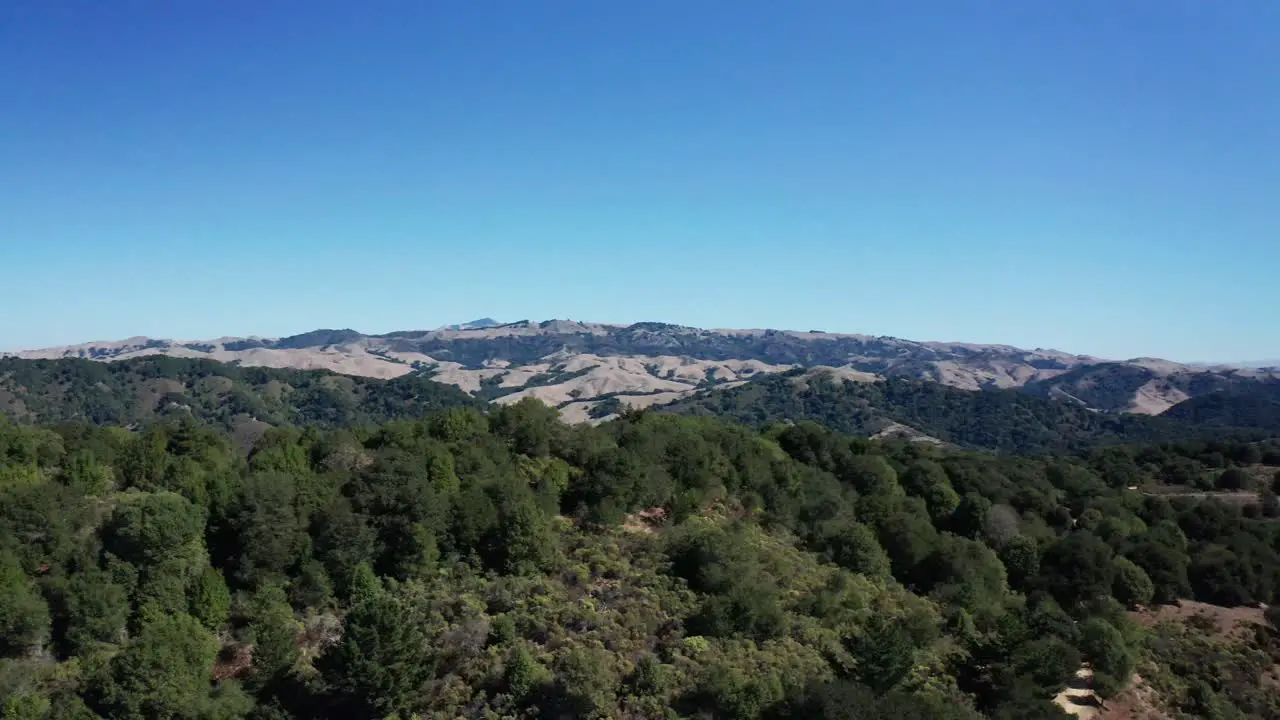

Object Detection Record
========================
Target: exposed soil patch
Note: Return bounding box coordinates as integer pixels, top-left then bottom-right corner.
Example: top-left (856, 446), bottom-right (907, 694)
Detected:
top-left (621, 507), bottom-right (667, 536)
top-left (1129, 599), bottom-right (1266, 641)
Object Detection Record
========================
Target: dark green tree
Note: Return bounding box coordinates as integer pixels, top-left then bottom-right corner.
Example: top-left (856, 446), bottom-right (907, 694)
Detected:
top-left (1188, 544), bottom-right (1254, 605)
top-left (244, 584), bottom-right (300, 691)
top-left (117, 426), bottom-right (169, 491)
top-left (489, 398), bottom-right (563, 457)
top-left (486, 485), bottom-right (558, 575)
top-left (920, 535), bottom-right (1009, 619)
top-left (818, 519), bottom-right (891, 579)
top-left (951, 493), bottom-right (992, 540)
top-left (219, 473), bottom-right (306, 587)
top-left (848, 615), bottom-right (917, 693)
top-left (994, 637), bottom-right (1080, 706)
top-left (102, 491), bottom-right (204, 567)
top-left (88, 613), bottom-right (221, 719)
top-left (0, 552), bottom-right (50, 657)
top-left (504, 644), bottom-right (551, 702)
top-left (310, 498), bottom-right (377, 597)
top-left (190, 566), bottom-right (231, 630)
top-left (842, 455), bottom-right (901, 497)
top-left (1215, 467), bottom-right (1252, 491)
top-left (317, 591), bottom-right (432, 719)
top-left (1078, 617), bottom-right (1134, 699)
top-left (998, 535), bottom-right (1040, 590)
top-left (900, 460), bottom-right (960, 521)
top-left (877, 507), bottom-right (939, 580)
top-left (1111, 557), bottom-right (1154, 609)
top-left (552, 646), bottom-right (619, 718)
top-left (1126, 540), bottom-right (1190, 604)
top-left (1040, 532), bottom-right (1115, 608)
top-left (58, 569), bottom-right (130, 656)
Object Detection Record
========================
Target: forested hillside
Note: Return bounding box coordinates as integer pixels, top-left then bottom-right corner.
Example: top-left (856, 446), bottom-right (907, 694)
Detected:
top-left (662, 370), bottom-right (1267, 455)
top-left (1163, 384), bottom-right (1280, 434)
top-left (2, 399), bottom-right (1280, 719)
top-left (0, 357), bottom-right (477, 431)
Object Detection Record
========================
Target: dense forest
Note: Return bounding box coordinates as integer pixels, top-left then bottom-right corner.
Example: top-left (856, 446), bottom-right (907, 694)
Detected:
top-left (1164, 384), bottom-right (1280, 434)
top-left (3, 382), bottom-right (1280, 718)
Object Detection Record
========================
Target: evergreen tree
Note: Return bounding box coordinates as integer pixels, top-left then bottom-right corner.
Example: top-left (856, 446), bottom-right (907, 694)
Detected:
top-left (89, 613), bottom-right (220, 719)
top-left (317, 591), bottom-right (432, 719)
top-left (190, 566), bottom-right (231, 630)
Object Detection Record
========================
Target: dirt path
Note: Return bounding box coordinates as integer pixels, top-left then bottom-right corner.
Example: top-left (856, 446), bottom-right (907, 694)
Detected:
top-left (1053, 667), bottom-right (1101, 719)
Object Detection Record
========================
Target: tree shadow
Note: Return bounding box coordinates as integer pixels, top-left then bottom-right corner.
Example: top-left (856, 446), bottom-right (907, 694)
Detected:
top-left (1066, 694), bottom-right (1101, 708)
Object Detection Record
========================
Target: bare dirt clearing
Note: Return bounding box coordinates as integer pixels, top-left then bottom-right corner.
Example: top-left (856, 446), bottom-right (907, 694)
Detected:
top-left (1129, 599), bottom-right (1266, 640)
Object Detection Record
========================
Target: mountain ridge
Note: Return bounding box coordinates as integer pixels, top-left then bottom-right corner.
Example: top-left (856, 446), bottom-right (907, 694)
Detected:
top-left (9, 320), bottom-right (1276, 422)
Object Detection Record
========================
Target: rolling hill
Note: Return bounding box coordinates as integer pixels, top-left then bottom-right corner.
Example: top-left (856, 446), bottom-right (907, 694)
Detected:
top-left (1021, 360), bottom-right (1277, 414)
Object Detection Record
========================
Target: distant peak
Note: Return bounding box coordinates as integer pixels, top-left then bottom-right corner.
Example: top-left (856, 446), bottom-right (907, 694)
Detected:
top-left (275, 328), bottom-right (365, 349)
top-left (440, 318), bottom-right (502, 331)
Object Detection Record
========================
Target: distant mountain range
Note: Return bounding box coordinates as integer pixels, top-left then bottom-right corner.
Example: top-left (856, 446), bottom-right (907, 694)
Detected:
top-left (8, 319), bottom-right (1278, 424)
top-left (1231, 360), bottom-right (1280, 370)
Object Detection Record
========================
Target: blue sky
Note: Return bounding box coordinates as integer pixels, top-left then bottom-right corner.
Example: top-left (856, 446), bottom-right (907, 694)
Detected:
top-left (2, 1), bottom-right (1277, 361)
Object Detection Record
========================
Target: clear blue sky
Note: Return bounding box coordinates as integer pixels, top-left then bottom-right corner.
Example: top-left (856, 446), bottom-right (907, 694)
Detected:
top-left (2, 1), bottom-right (1277, 361)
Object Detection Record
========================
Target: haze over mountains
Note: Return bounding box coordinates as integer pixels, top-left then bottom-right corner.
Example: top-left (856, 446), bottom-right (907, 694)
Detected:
top-left (10, 319), bottom-right (1277, 424)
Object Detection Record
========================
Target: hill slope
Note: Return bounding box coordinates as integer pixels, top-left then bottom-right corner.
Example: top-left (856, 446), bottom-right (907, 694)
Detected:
top-left (1162, 382), bottom-right (1280, 433)
top-left (661, 369), bottom-right (1261, 454)
top-left (0, 356), bottom-right (478, 434)
top-left (1021, 360), bottom-right (1278, 414)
